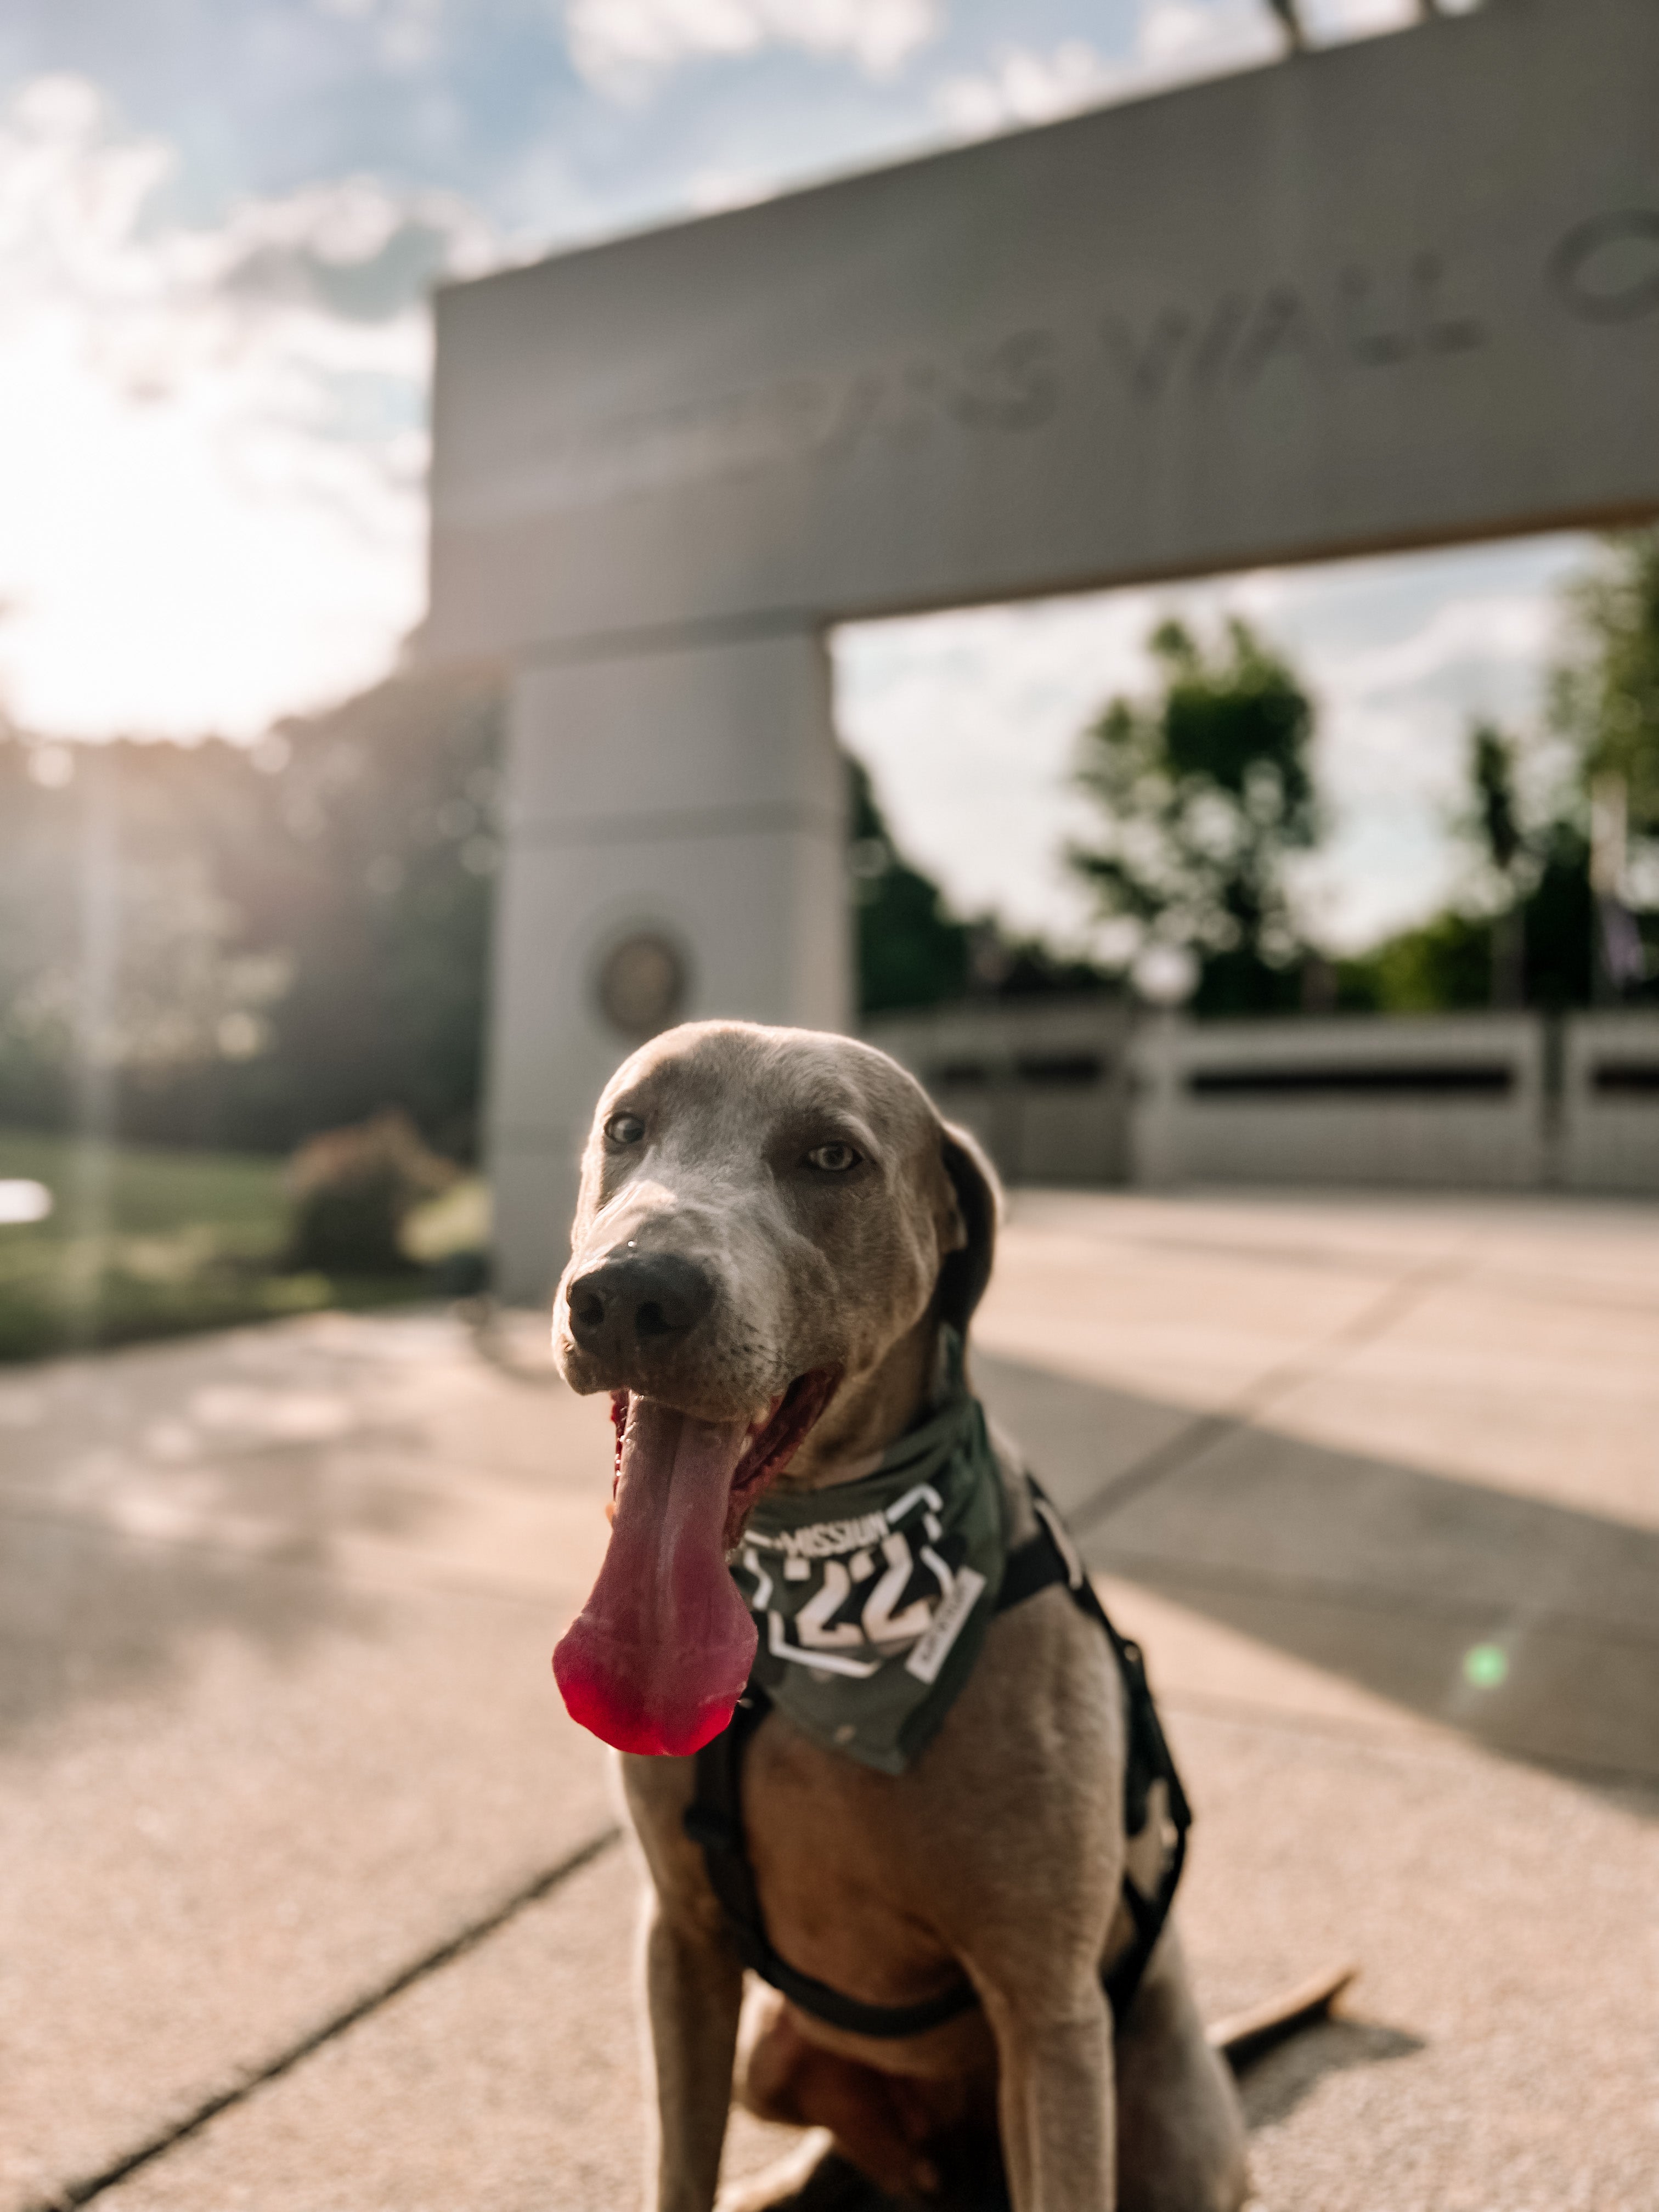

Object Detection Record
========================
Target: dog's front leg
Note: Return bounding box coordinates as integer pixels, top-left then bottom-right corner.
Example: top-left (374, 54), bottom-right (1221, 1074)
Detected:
top-left (624, 1753), bottom-right (746, 2212)
top-left (642, 1892), bottom-right (744, 2212)
top-left (989, 1984), bottom-right (1115, 2212)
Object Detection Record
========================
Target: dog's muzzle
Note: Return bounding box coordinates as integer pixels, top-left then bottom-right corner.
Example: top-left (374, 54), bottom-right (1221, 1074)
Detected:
top-left (565, 1250), bottom-right (715, 1369)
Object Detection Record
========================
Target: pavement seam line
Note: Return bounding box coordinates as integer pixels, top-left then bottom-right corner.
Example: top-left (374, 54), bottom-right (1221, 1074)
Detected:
top-left (26, 1824), bottom-right (623, 2212)
top-left (1070, 1252), bottom-right (1466, 1534)
top-left (1099, 1550), bottom-right (1659, 1648)
top-left (1159, 1685), bottom-right (1659, 1797)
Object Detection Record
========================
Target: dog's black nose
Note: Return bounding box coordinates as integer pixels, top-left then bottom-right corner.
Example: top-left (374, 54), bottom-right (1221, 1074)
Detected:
top-left (566, 1251), bottom-right (715, 1359)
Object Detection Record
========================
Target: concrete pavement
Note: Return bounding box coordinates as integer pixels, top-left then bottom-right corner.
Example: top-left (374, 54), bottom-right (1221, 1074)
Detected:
top-left (2, 1191), bottom-right (1654, 2210)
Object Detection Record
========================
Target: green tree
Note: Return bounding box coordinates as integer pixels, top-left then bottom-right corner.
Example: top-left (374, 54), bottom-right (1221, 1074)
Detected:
top-left (1339, 716), bottom-right (1598, 1017)
top-left (1339, 833), bottom-right (1595, 1015)
top-left (244, 665), bottom-right (503, 1155)
top-left (847, 755), bottom-right (973, 1015)
top-left (1336, 910), bottom-right (1493, 1015)
top-left (1069, 617), bottom-right (1321, 1013)
top-left (0, 733), bottom-right (291, 1143)
top-left (1470, 722), bottom-right (1524, 878)
top-left (1555, 527), bottom-right (1659, 837)
top-left (1553, 527), bottom-right (1659, 996)
top-left (1519, 824), bottom-right (1598, 1009)
top-left (0, 665), bottom-right (504, 1159)
top-left (1460, 721), bottom-right (1528, 1006)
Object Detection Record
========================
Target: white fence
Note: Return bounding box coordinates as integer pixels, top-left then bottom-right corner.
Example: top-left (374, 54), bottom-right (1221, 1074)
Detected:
top-left (865, 1003), bottom-right (1659, 1194)
top-left (863, 999), bottom-right (1134, 1187)
top-left (1131, 1012), bottom-right (1548, 1189)
top-left (1562, 1012), bottom-right (1659, 1193)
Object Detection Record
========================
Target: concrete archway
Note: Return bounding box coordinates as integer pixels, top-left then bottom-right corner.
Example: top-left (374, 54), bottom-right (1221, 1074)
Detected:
top-left (427, 0), bottom-right (1659, 1296)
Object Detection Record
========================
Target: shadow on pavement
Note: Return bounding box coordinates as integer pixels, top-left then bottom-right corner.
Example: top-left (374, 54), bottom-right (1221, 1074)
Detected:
top-left (0, 1500), bottom-right (378, 1745)
top-left (977, 1353), bottom-right (1659, 1793)
top-left (1235, 2016), bottom-right (1427, 2131)
top-left (7, 1333), bottom-right (1655, 1788)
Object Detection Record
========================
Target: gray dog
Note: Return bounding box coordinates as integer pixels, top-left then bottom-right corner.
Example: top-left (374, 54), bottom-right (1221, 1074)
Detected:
top-left (550, 1022), bottom-right (1252, 2212)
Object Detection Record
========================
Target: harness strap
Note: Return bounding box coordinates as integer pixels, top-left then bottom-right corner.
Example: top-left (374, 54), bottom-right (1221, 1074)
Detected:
top-left (1011, 1485), bottom-right (1192, 2021)
top-left (684, 1686), bottom-right (982, 2040)
top-left (686, 1477), bottom-right (1190, 2041)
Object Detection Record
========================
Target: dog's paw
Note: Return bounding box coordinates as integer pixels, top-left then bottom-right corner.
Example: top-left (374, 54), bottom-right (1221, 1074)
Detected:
top-left (717, 2129), bottom-right (911, 2212)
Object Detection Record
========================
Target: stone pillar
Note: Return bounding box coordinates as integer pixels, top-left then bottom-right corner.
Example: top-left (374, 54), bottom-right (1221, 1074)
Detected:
top-left (1127, 1013), bottom-right (1183, 1188)
top-left (484, 626), bottom-right (849, 1302)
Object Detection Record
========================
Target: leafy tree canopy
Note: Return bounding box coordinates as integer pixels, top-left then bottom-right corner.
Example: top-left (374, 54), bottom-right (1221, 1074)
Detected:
top-left (0, 666), bottom-right (503, 1158)
top-left (1554, 526), bottom-right (1659, 837)
top-left (1468, 722), bottom-right (1526, 882)
top-left (847, 754), bottom-right (973, 1016)
top-left (1346, 532), bottom-right (1659, 1014)
top-left (1338, 821), bottom-right (1598, 1015)
top-left (1068, 617), bottom-right (1321, 1013)
top-left (849, 755), bottom-right (1119, 1016)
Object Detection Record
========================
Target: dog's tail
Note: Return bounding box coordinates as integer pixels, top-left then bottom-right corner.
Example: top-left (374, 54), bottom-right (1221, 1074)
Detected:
top-left (1206, 1960), bottom-right (1359, 2072)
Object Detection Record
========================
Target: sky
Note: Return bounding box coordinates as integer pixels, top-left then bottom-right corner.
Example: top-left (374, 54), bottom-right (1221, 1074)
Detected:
top-left (0, 0), bottom-right (1590, 951)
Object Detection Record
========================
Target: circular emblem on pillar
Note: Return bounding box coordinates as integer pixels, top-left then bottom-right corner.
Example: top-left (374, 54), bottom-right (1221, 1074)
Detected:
top-left (594, 930), bottom-right (690, 1039)
top-left (1550, 210), bottom-right (1659, 325)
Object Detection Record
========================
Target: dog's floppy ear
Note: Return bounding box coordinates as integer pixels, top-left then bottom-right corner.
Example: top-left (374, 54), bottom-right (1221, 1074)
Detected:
top-left (935, 1121), bottom-right (1002, 1335)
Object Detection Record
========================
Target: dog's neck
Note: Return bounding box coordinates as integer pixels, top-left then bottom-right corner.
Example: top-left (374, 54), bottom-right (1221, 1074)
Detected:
top-left (777, 1312), bottom-right (943, 1493)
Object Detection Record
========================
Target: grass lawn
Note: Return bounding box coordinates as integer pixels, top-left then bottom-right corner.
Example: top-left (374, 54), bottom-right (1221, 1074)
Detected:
top-left (0, 1128), bottom-right (428, 1363)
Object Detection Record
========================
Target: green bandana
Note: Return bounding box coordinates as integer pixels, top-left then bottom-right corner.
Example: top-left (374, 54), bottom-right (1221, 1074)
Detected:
top-left (730, 1345), bottom-right (1008, 1776)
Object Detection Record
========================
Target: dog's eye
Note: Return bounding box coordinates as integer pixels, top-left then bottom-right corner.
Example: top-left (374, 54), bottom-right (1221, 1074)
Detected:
top-left (805, 1141), bottom-right (861, 1173)
top-left (605, 1112), bottom-right (645, 1147)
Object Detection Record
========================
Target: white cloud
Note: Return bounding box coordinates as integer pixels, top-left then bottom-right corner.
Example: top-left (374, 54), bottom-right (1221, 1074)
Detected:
top-left (933, 0), bottom-right (1453, 139)
top-left (933, 40), bottom-right (1122, 135)
top-left (567, 0), bottom-right (941, 95)
top-left (685, 166), bottom-right (778, 213)
top-left (935, 1), bottom-right (1278, 138)
top-left (1302, 0), bottom-right (1425, 39)
top-left (312, 0), bottom-right (447, 70)
top-left (1317, 591), bottom-right (1558, 702)
top-left (0, 76), bottom-right (497, 739)
top-left (1135, 0), bottom-right (1281, 70)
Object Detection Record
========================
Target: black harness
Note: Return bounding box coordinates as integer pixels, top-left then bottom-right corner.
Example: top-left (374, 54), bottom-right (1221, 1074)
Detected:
top-left (685, 1479), bottom-right (1191, 2040)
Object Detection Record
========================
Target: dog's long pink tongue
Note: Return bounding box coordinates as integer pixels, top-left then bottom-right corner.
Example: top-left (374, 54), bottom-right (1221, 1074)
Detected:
top-left (553, 1397), bottom-right (757, 1757)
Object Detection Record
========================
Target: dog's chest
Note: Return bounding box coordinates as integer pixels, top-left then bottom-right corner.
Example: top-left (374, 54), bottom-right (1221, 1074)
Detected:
top-left (732, 1594), bottom-right (1123, 2013)
top-left (737, 1706), bottom-right (974, 2010)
